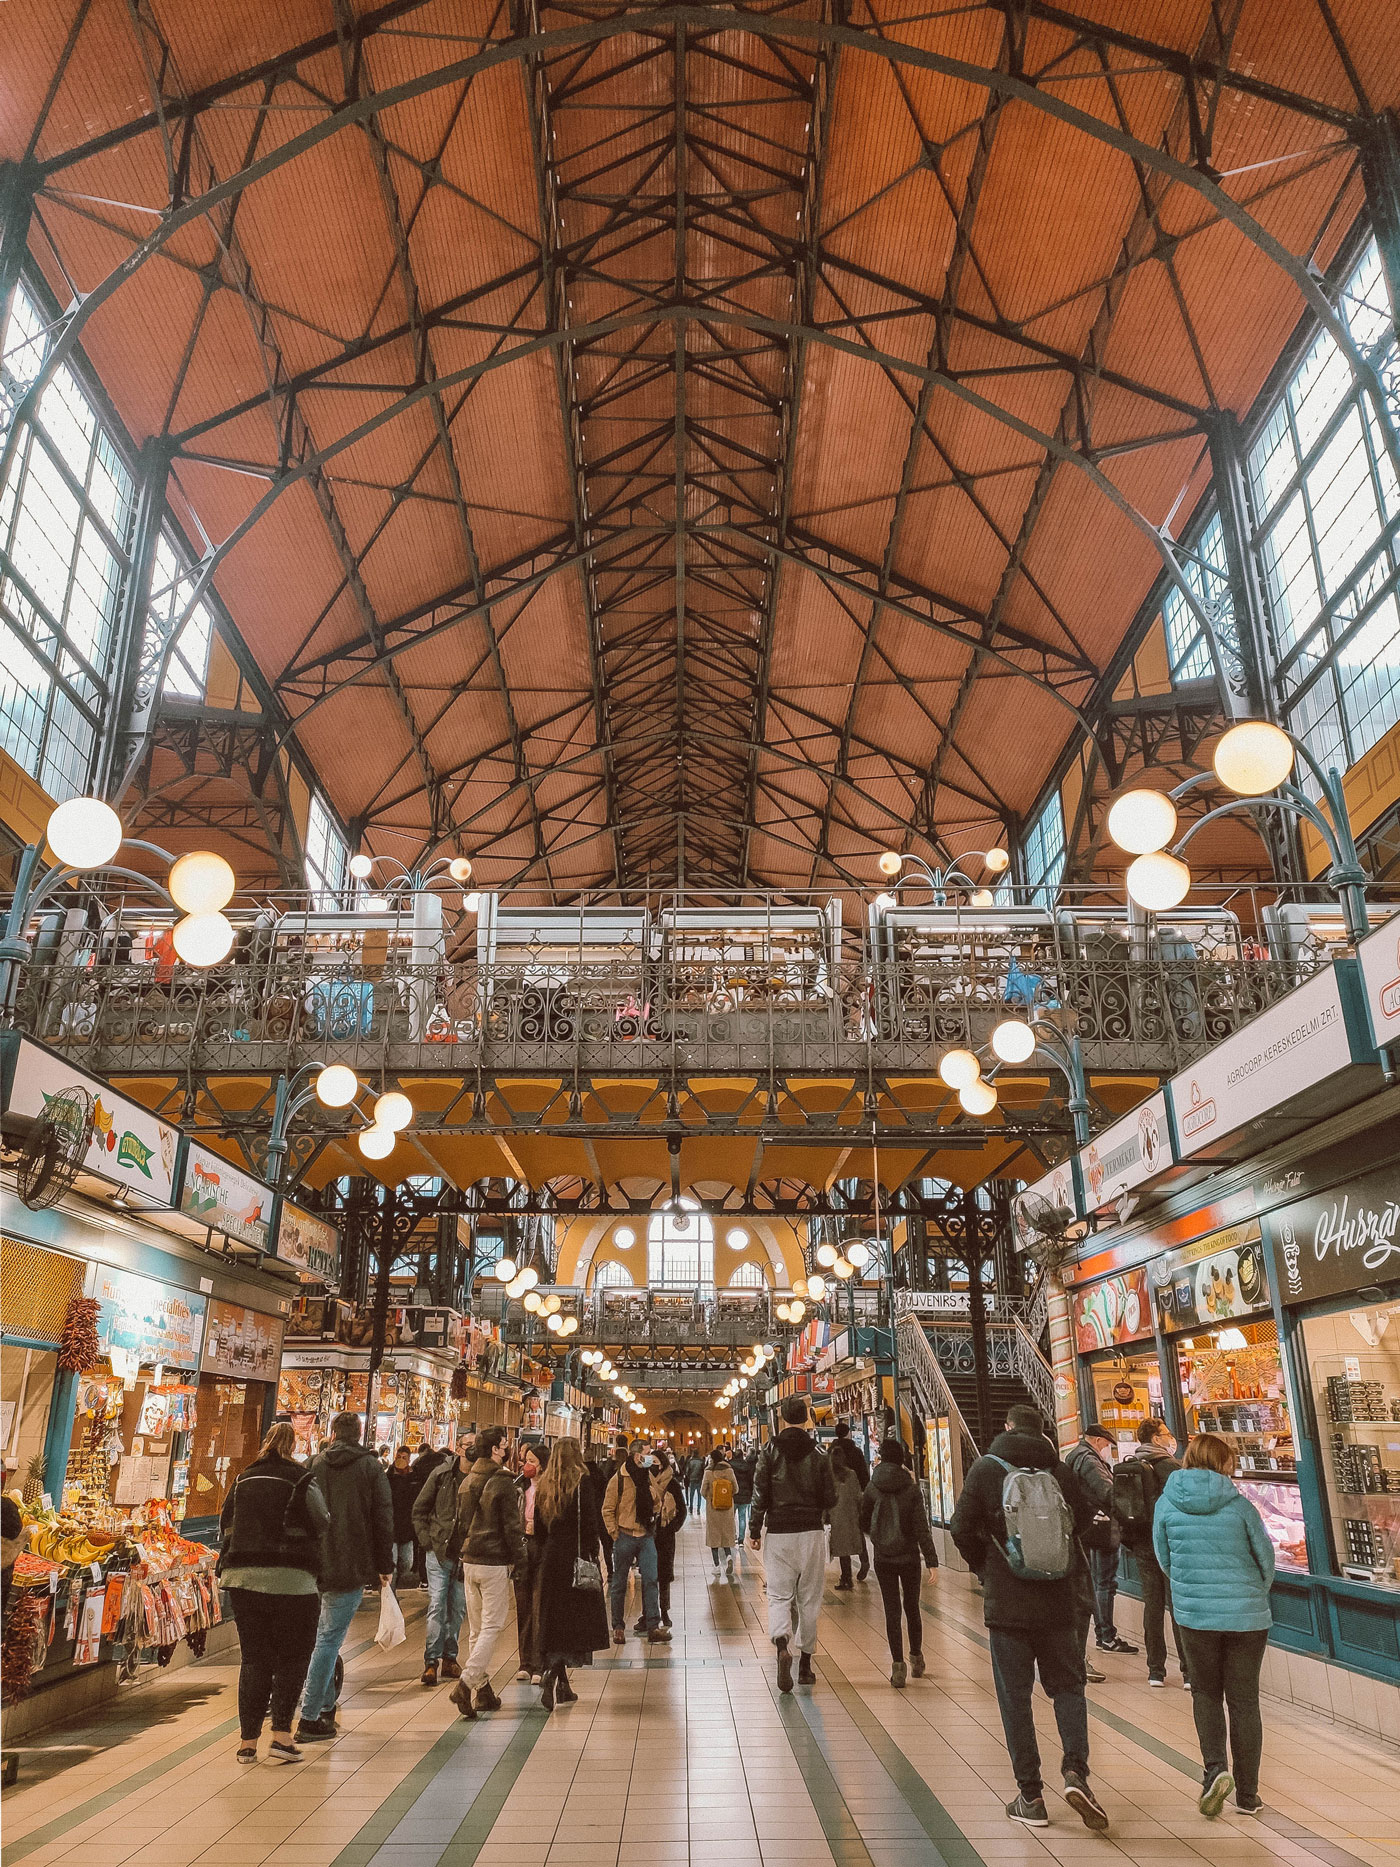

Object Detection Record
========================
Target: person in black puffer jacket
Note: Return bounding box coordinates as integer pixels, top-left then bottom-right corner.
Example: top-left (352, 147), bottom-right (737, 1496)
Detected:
top-left (859, 1439), bottom-right (937, 1686)
top-left (951, 1405), bottom-right (1104, 1833)
top-left (749, 1396), bottom-right (837, 1691)
top-left (220, 1421), bottom-right (329, 1764)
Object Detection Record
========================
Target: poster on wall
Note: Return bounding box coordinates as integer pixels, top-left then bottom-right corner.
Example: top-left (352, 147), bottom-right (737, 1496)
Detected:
top-left (7, 1040), bottom-right (179, 1205)
top-left (180, 1143), bottom-right (274, 1252)
top-left (1072, 1266), bottom-right (1153, 1353)
top-left (1151, 1220), bottom-right (1269, 1332)
top-left (1078, 1093), bottom-right (1171, 1211)
top-left (275, 1202), bottom-right (340, 1283)
top-left (1261, 1161), bottom-right (1400, 1306)
top-left (93, 1264), bottom-right (206, 1368)
top-left (200, 1299), bottom-right (284, 1379)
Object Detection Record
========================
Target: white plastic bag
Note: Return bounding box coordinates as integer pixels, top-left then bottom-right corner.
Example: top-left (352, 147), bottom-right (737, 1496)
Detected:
top-left (375, 1585), bottom-right (406, 1651)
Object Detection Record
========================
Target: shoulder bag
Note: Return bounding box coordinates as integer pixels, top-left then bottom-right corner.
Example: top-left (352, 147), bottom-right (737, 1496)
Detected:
top-left (573, 1482), bottom-right (603, 1591)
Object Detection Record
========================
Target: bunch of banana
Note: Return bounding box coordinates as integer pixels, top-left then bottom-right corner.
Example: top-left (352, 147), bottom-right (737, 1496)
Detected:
top-left (24, 1518), bottom-right (121, 1567)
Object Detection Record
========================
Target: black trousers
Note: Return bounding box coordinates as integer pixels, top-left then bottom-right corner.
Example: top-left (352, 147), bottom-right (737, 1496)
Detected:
top-left (988, 1622), bottom-right (1090, 1801)
top-left (874, 1559), bottom-right (923, 1663)
top-left (1177, 1627), bottom-right (1269, 1800)
top-left (228, 1589), bottom-right (321, 1741)
top-left (514, 1536), bottom-right (543, 1674)
top-left (1136, 1547), bottom-right (1188, 1678)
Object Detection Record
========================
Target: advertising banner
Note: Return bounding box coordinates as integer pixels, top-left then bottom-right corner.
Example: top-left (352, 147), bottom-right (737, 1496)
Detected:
top-left (9, 1040), bottom-right (179, 1205)
top-left (93, 1264), bottom-right (206, 1368)
top-left (1356, 915), bottom-right (1400, 1053)
top-left (180, 1142), bottom-right (274, 1252)
top-left (1072, 1266), bottom-right (1154, 1353)
top-left (200, 1298), bottom-right (285, 1379)
top-left (1078, 1093), bottom-right (1171, 1211)
top-left (276, 1201), bottom-right (340, 1283)
top-left (1261, 1161), bottom-right (1400, 1306)
top-left (1168, 967), bottom-right (1357, 1159)
top-left (1150, 1220), bottom-right (1269, 1332)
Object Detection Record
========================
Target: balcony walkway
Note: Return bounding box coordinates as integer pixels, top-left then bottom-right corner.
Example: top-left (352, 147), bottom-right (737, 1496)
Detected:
top-left (6, 1524), bottom-right (1399, 1867)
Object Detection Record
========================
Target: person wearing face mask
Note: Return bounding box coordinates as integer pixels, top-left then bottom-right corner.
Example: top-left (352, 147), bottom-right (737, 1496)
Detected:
top-left (636, 1444), bottom-right (687, 1631)
top-left (513, 1441), bottom-right (548, 1683)
top-left (602, 1440), bottom-right (671, 1645)
top-left (450, 1427), bottom-right (527, 1720)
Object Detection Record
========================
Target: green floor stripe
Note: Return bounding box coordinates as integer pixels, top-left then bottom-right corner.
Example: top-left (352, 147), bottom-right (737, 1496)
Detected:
top-left (765, 1678), bottom-right (878, 1867)
top-left (4, 1715), bottom-right (242, 1863)
top-left (438, 1706), bottom-right (550, 1867)
top-left (922, 1594), bottom-right (1376, 1867)
top-left (4, 1598), bottom-right (426, 1864)
top-left (326, 1653), bottom-right (533, 1867)
top-left (815, 1651), bottom-right (990, 1867)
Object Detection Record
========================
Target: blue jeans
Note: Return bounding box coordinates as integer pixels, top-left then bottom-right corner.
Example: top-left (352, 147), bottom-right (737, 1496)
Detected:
top-left (1088, 1546), bottom-right (1118, 1644)
top-left (736, 1502), bottom-right (749, 1541)
top-left (300, 1587), bottom-right (364, 1723)
top-left (424, 1551), bottom-right (466, 1665)
top-left (609, 1530), bottom-right (659, 1632)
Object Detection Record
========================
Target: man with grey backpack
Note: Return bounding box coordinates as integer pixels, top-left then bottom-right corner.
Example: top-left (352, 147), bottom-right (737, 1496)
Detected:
top-left (951, 1404), bottom-right (1107, 1833)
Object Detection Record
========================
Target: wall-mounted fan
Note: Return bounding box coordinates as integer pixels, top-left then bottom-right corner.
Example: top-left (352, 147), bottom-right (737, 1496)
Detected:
top-left (11, 1086), bottom-right (95, 1210)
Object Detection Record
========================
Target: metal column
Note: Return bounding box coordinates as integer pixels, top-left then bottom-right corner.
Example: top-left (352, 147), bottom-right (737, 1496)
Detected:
top-left (0, 161), bottom-right (36, 354)
top-left (95, 438), bottom-right (171, 799)
top-left (1357, 110), bottom-right (1400, 344)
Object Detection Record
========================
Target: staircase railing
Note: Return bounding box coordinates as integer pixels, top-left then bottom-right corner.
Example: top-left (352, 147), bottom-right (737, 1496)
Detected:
top-left (1008, 1316), bottom-right (1057, 1423)
top-left (896, 1314), bottom-right (979, 1478)
top-left (1022, 1274), bottom-right (1049, 1348)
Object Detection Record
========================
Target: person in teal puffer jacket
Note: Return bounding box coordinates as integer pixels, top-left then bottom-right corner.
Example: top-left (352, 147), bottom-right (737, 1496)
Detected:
top-left (1152, 1434), bottom-right (1274, 1822)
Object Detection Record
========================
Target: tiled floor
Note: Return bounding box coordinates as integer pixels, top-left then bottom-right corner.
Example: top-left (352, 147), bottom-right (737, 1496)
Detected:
top-left (6, 1528), bottom-right (1400, 1867)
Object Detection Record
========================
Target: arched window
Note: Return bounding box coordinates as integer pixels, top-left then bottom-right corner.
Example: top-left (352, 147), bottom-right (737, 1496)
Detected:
top-left (592, 1258), bottom-right (634, 1289)
top-left (648, 1205), bottom-right (714, 1293)
top-left (728, 1260), bottom-right (766, 1289)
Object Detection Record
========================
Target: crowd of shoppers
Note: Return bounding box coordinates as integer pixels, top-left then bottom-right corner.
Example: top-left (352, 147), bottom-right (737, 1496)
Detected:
top-left (217, 1397), bottom-right (1276, 1837)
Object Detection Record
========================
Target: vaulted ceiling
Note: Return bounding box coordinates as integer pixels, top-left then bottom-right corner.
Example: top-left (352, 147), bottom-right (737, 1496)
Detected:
top-left (3, 0), bottom-right (1396, 891)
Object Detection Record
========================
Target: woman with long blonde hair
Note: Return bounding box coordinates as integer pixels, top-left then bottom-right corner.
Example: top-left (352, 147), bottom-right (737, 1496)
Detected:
top-left (532, 1438), bottom-right (611, 1708)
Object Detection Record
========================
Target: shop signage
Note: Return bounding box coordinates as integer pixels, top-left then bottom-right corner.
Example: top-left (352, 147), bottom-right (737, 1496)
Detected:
top-left (1012, 1158), bottom-right (1080, 1248)
top-left (275, 1201), bottom-right (340, 1282)
top-left (1261, 1162), bottom-right (1400, 1305)
top-left (7, 1040), bottom-right (179, 1205)
top-left (179, 1143), bottom-right (274, 1252)
top-left (201, 1298), bottom-right (285, 1379)
top-left (1072, 1266), bottom-right (1153, 1353)
top-left (1356, 915), bottom-right (1400, 1052)
top-left (1150, 1220), bottom-right (1269, 1332)
top-left (1077, 1093), bottom-right (1171, 1210)
top-left (1168, 966), bottom-right (1361, 1159)
top-left (93, 1264), bottom-right (206, 1368)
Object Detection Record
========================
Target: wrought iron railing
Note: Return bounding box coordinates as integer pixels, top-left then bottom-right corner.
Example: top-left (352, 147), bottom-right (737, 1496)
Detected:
top-left (7, 936), bottom-right (1329, 1084)
top-left (896, 1313), bottom-right (979, 1477)
top-left (1008, 1317), bottom-right (1056, 1422)
top-left (1022, 1274), bottom-right (1049, 1348)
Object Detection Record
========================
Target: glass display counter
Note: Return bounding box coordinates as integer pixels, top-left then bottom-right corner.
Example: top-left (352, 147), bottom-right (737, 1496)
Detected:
top-left (1301, 1298), bottom-right (1400, 1590)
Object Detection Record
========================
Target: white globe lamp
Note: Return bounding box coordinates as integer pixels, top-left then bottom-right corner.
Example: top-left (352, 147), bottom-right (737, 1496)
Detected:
top-left (1213, 720), bottom-right (1295, 796)
top-left (959, 1078), bottom-right (999, 1116)
top-left (46, 797), bottom-right (123, 869)
top-left (847, 1241), bottom-right (871, 1269)
top-left (984, 846), bottom-right (1010, 873)
top-left (991, 1019), bottom-right (1036, 1064)
top-left (1126, 851), bottom-right (1192, 912)
top-left (373, 1091), bottom-right (413, 1132)
top-left (168, 850), bottom-right (236, 915)
top-left (878, 850), bottom-right (903, 877)
top-left (1107, 788), bottom-right (1177, 855)
top-left (939, 1048), bottom-right (981, 1091)
top-left (495, 1258), bottom-right (517, 1282)
top-left (348, 853), bottom-right (373, 880)
top-left (358, 1125), bottom-right (395, 1160)
top-left (448, 857), bottom-right (473, 883)
top-left (171, 912), bottom-right (234, 967)
top-left (316, 1064), bottom-right (358, 1108)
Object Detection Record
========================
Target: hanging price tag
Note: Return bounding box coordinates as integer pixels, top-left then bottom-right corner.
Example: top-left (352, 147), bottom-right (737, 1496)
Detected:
top-left (90, 1562), bottom-right (103, 1582)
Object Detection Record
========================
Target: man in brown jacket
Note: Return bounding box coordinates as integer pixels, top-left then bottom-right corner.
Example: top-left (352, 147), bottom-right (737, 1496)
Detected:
top-left (449, 1427), bottom-right (526, 1719)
